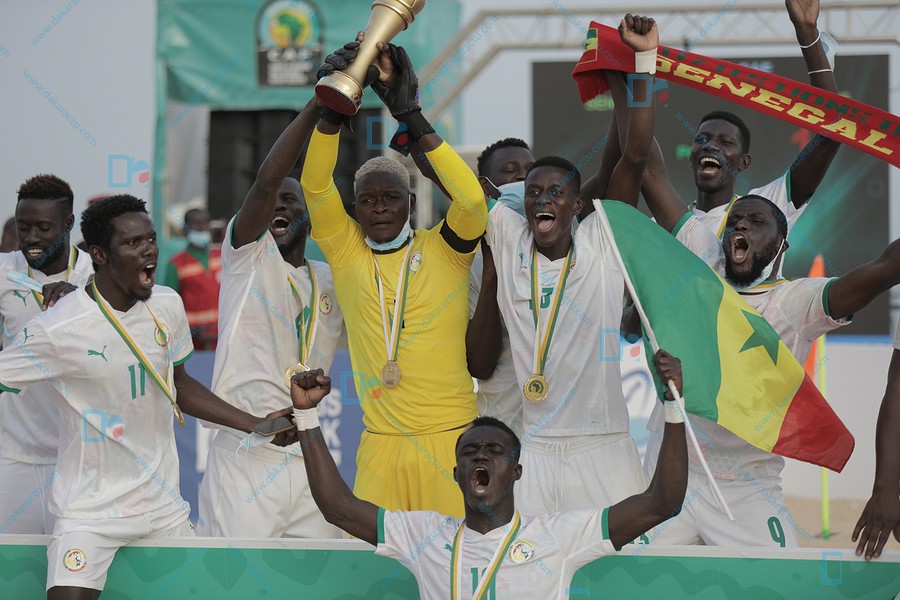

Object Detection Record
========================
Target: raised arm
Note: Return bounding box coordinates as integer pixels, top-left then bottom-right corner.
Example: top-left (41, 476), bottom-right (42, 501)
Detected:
top-left (370, 42), bottom-right (486, 246)
top-left (607, 349), bottom-right (687, 549)
top-left (853, 348), bottom-right (900, 560)
top-left (603, 15), bottom-right (658, 207)
top-left (578, 117), bottom-right (621, 219)
top-left (466, 244), bottom-right (503, 379)
top-left (301, 116), bottom-right (351, 240)
top-left (826, 237), bottom-right (900, 321)
top-left (291, 369), bottom-right (379, 545)
top-left (231, 98), bottom-right (323, 248)
top-left (784, 0), bottom-right (841, 208)
top-left (606, 71), bottom-right (689, 232)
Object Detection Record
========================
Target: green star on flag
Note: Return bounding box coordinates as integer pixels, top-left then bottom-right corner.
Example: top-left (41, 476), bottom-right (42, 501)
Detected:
top-left (739, 310), bottom-right (780, 364)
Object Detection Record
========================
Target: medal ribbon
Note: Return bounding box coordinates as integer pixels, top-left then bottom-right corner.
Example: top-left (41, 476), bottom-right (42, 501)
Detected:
top-left (715, 194), bottom-right (740, 239)
top-left (373, 236), bottom-right (414, 365)
top-left (741, 278), bottom-right (789, 292)
top-left (28, 246), bottom-right (77, 306)
top-left (529, 246), bottom-right (574, 376)
top-left (91, 278), bottom-right (184, 427)
top-left (450, 511), bottom-right (521, 600)
top-left (287, 262), bottom-right (319, 365)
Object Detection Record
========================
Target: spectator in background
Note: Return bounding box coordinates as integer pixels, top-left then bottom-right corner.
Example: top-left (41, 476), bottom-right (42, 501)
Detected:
top-left (210, 218), bottom-right (226, 245)
top-left (0, 218), bottom-right (18, 253)
top-left (165, 208), bottom-right (222, 350)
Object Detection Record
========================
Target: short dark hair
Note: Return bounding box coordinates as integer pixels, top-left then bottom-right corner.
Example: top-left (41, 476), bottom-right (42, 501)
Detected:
top-left (456, 416), bottom-right (521, 463)
top-left (700, 111), bottom-right (751, 153)
top-left (527, 155), bottom-right (581, 191)
top-left (735, 194), bottom-right (787, 240)
top-left (183, 208), bottom-right (207, 228)
top-left (17, 174), bottom-right (74, 212)
top-left (477, 138), bottom-right (530, 177)
top-left (81, 194), bottom-right (148, 252)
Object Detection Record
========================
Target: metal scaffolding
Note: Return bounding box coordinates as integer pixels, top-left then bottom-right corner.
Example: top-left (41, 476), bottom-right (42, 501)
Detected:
top-left (419, 1), bottom-right (899, 120)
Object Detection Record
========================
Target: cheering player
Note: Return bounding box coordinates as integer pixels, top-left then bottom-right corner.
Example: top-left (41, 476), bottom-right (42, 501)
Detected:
top-left (0, 196), bottom-right (290, 598)
top-left (286, 345), bottom-right (685, 600)
top-left (0, 174), bottom-right (93, 536)
top-left (198, 97), bottom-right (343, 539)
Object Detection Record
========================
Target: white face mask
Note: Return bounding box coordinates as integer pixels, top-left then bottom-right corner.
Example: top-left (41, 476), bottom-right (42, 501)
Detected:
top-left (365, 220), bottom-right (412, 252)
top-left (729, 239), bottom-right (784, 291)
top-left (186, 229), bottom-right (212, 248)
top-left (235, 431), bottom-right (274, 457)
top-left (485, 179), bottom-right (526, 218)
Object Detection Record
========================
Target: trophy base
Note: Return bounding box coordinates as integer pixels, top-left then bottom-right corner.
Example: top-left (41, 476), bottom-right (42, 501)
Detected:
top-left (315, 72), bottom-right (363, 116)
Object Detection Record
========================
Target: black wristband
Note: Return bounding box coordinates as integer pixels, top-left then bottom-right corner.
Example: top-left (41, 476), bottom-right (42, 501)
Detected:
top-left (321, 107), bottom-right (354, 132)
top-left (397, 110), bottom-right (435, 142)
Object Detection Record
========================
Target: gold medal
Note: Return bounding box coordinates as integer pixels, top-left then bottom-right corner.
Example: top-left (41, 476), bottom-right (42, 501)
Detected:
top-left (155, 323), bottom-right (169, 347)
top-left (173, 403), bottom-right (185, 428)
top-left (523, 374), bottom-right (548, 402)
top-left (381, 360), bottom-right (401, 388)
top-left (284, 363), bottom-right (311, 388)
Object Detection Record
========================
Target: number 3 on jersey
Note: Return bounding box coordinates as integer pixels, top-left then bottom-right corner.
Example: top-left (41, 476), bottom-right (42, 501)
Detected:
top-left (128, 363), bottom-right (147, 399)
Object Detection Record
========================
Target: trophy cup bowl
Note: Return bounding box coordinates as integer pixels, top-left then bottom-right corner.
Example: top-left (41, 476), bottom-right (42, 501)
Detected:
top-left (315, 0), bottom-right (427, 115)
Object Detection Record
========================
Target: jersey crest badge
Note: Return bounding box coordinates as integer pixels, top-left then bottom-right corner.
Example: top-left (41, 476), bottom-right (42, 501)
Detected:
top-left (319, 293), bottom-right (333, 315)
top-left (63, 548), bottom-right (87, 572)
top-left (409, 251), bottom-right (423, 274)
top-left (508, 540), bottom-right (535, 563)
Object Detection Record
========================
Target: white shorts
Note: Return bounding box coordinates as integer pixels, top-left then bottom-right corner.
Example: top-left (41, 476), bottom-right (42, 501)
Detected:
top-left (642, 467), bottom-right (800, 548)
top-left (642, 428), bottom-right (799, 547)
top-left (46, 507), bottom-right (193, 592)
top-left (0, 457), bottom-right (57, 534)
top-left (198, 430), bottom-right (341, 538)
top-left (514, 433), bottom-right (646, 515)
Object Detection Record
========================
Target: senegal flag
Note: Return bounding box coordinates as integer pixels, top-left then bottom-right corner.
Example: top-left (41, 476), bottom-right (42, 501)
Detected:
top-left (595, 201), bottom-right (854, 472)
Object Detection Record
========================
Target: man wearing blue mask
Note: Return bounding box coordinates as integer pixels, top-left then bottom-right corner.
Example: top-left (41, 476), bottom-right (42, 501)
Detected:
top-left (477, 14), bottom-right (659, 516)
top-left (165, 208), bottom-right (221, 350)
top-left (467, 138), bottom-right (534, 438)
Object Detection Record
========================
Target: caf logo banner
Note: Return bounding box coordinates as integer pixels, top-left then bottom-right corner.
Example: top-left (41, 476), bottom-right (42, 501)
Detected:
top-left (256, 0), bottom-right (324, 87)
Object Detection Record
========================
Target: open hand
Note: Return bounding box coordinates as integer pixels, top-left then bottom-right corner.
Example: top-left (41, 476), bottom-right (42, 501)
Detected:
top-left (618, 14), bottom-right (658, 53)
top-left (41, 281), bottom-right (76, 310)
top-left (290, 368), bottom-right (331, 410)
top-left (852, 490), bottom-right (900, 560)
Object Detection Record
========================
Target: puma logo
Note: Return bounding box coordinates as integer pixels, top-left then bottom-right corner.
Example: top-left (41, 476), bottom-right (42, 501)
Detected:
top-left (12, 290), bottom-right (28, 305)
top-left (22, 328), bottom-right (33, 343)
top-left (88, 345), bottom-right (108, 362)
top-left (443, 543), bottom-right (452, 552)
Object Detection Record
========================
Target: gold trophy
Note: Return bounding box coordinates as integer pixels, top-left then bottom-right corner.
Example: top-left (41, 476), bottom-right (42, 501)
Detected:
top-left (315, 0), bottom-right (427, 115)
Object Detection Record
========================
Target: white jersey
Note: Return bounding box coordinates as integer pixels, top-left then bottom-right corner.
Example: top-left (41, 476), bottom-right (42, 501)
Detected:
top-left (0, 248), bottom-right (93, 464)
top-left (0, 286), bottom-right (193, 519)
top-left (692, 172), bottom-right (805, 238)
top-left (469, 247), bottom-right (523, 437)
top-left (376, 507), bottom-right (615, 599)
top-left (486, 202), bottom-right (628, 437)
top-left (893, 316), bottom-right (900, 349)
top-left (211, 217), bottom-right (343, 454)
top-left (649, 216), bottom-right (849, 478)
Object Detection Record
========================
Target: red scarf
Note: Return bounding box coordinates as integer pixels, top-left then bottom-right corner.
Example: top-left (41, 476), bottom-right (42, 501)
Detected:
top-left (572, 22), bottom-right (900, 168)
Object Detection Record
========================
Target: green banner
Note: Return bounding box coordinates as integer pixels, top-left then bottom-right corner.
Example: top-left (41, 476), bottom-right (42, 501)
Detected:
top-left (157, 0), bottom-right (461, 110)
top-left (4, 541), bottom-right (899, 597)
